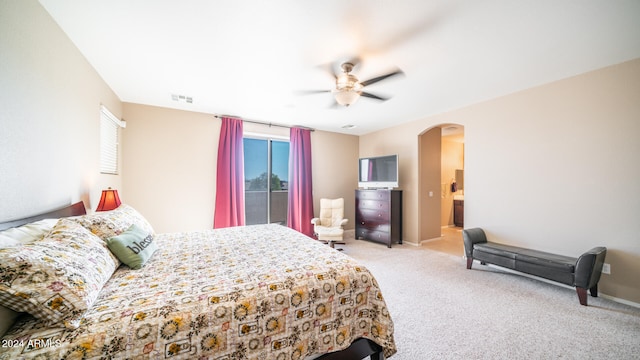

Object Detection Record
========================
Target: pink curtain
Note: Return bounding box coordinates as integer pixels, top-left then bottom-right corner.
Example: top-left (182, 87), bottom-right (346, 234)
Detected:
top-left (213, 117), bottom-right (245, 228)
top-left (287, 127), bottom-right (314, 237)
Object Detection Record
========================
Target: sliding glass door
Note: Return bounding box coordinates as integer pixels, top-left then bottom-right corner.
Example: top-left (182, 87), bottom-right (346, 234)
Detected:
top-left (243, 138), bottom-right (289, 225)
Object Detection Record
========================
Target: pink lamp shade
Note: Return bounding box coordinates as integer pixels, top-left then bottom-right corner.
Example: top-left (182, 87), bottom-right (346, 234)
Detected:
top-left (96, 188), bottom-right (122, 211)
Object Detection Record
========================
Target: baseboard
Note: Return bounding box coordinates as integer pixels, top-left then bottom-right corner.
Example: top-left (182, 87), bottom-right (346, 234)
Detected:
top-left (599, 293), bottom-right (640, 309)
top-left (474, 260), bottom-right (640, 309)
top-left (418, 236), bottom-right (443, 245)
top-left (481, 262), bottom-right (576, 291)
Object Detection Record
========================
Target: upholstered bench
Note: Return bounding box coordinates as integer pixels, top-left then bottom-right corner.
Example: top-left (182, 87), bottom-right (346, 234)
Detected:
top-left (463, 228), bottom-right (607, 306)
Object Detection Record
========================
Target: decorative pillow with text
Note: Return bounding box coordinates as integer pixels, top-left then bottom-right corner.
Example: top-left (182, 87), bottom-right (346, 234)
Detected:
top-left (106, 224), bottom-right (158, 269)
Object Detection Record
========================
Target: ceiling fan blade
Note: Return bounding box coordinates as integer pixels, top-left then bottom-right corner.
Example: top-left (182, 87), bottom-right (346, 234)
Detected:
top-left (294, 89), bottom-right (331, 95)
top-left (360, 69), bottom-right (404, 87)
top-left (317, 62), bottom-right (338, 79)
top-left (360, 92), bottom-right (389, 101)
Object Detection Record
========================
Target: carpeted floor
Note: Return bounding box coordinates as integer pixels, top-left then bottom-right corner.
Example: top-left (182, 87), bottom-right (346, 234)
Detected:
top-left (336, 237), bottom-right (640, 359)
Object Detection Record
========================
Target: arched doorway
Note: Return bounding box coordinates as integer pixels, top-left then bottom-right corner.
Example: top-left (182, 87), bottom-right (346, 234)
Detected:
top-left (418, 124), bottom-right (464, 249)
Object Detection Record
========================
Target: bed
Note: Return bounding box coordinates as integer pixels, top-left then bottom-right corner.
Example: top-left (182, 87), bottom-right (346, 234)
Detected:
top-left (0, 202), bottom-right (396, 360)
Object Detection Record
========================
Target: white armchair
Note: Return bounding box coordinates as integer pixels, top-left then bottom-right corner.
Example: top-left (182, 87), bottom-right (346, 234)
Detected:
top-left (311, 198), bottom-right (348, 248)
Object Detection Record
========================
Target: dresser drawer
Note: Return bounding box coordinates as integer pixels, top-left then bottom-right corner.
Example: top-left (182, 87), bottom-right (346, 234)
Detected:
top-left (357, 199), bottom-right (390, 211)
top-left (356, 190), bottom-right (390, 201)
top-left (356, 229), bottom-right (391, 243)
top-left (355, 217), bottom-right (390, 232)
top-left (357, 209), bottom-right (390, 222)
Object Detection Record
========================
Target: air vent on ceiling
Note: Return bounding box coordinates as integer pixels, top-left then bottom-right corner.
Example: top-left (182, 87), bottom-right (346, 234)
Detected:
top-left (171, 94), bottom-right (193, 103)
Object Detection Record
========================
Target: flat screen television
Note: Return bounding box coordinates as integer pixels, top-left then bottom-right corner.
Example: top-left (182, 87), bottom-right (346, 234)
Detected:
top-left (358, 154), bottom-right (399, 189)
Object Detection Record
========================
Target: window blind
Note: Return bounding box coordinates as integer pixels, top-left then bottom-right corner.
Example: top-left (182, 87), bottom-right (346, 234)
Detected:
top-left (100, 106), bottom-right (125, 175)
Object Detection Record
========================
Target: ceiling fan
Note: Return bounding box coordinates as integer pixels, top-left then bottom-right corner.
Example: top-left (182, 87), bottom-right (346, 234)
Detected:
top-left (300, 60), bottom-right (404, 107)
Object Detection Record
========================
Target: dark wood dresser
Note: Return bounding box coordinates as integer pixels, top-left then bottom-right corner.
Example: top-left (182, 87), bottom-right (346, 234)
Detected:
top-left (355, 189), bottom-right (402, 248)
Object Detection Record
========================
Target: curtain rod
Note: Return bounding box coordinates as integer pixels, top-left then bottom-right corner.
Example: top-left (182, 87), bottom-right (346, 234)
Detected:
top-left (213, 114), bottom-right (314, 132)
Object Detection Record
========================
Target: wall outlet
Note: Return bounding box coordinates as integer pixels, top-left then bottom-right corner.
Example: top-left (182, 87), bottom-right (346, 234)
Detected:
top-left (602, 263), bottom-right (611, 275)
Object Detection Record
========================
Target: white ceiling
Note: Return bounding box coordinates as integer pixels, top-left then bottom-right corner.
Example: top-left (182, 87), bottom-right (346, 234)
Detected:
top-left (39, 0), bottom-right (640, 135)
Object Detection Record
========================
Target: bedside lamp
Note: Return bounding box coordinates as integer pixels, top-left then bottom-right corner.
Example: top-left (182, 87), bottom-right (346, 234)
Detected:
top-left (96, 187), bottom-right (121, 211)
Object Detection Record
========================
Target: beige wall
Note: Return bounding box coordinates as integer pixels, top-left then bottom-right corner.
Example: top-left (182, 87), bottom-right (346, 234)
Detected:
top-left (418, 128), bottom-right (442, 241)
top-left (0, 0), bottom-right (122, 220)
top-left (121, 104), bottom-right (219, 233)
top-left (311, 131), bottom-right (359, 230)
top-left (360, 58), bottom-right (640, 304)
top-left (121, 104), bottom-right (359, 233)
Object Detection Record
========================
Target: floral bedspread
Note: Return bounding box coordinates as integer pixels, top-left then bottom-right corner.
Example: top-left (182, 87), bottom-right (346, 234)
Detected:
top-left (0, 224), bottom-right (396, 359)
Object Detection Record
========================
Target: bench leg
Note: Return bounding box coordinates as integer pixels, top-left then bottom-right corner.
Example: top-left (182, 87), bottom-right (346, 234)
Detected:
top-left (466, 257), bottom-right (473, 269)
top-left (576, 287), bottom-right (588, 306)
top-left (589, 284), bottom-right (598, 298)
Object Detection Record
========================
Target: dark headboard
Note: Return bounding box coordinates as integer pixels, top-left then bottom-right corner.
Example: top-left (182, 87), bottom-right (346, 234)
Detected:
top-left (0, 201), bottom-right (86, 231)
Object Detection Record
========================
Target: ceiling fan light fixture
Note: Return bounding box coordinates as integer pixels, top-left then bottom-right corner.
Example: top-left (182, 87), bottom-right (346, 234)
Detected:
top-left (333, 89), bottom-right (360, 106)
top-left (300, 61), bottom-right (399, 107)
top-left (332, 62), bottom-right (364, 106)
top-left (336, 73), bottom-right (360, 89)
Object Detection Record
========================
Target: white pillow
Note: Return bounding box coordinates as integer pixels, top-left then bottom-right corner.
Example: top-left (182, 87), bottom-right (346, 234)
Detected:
top-left (0, 219), bottom-right (118, 329)
top-left (0, 218), bottom-right (58, 248)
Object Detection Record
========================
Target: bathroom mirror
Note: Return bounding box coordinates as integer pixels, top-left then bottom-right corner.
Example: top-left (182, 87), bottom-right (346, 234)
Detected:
top-left (455, 169), bottom-right (464, 190)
